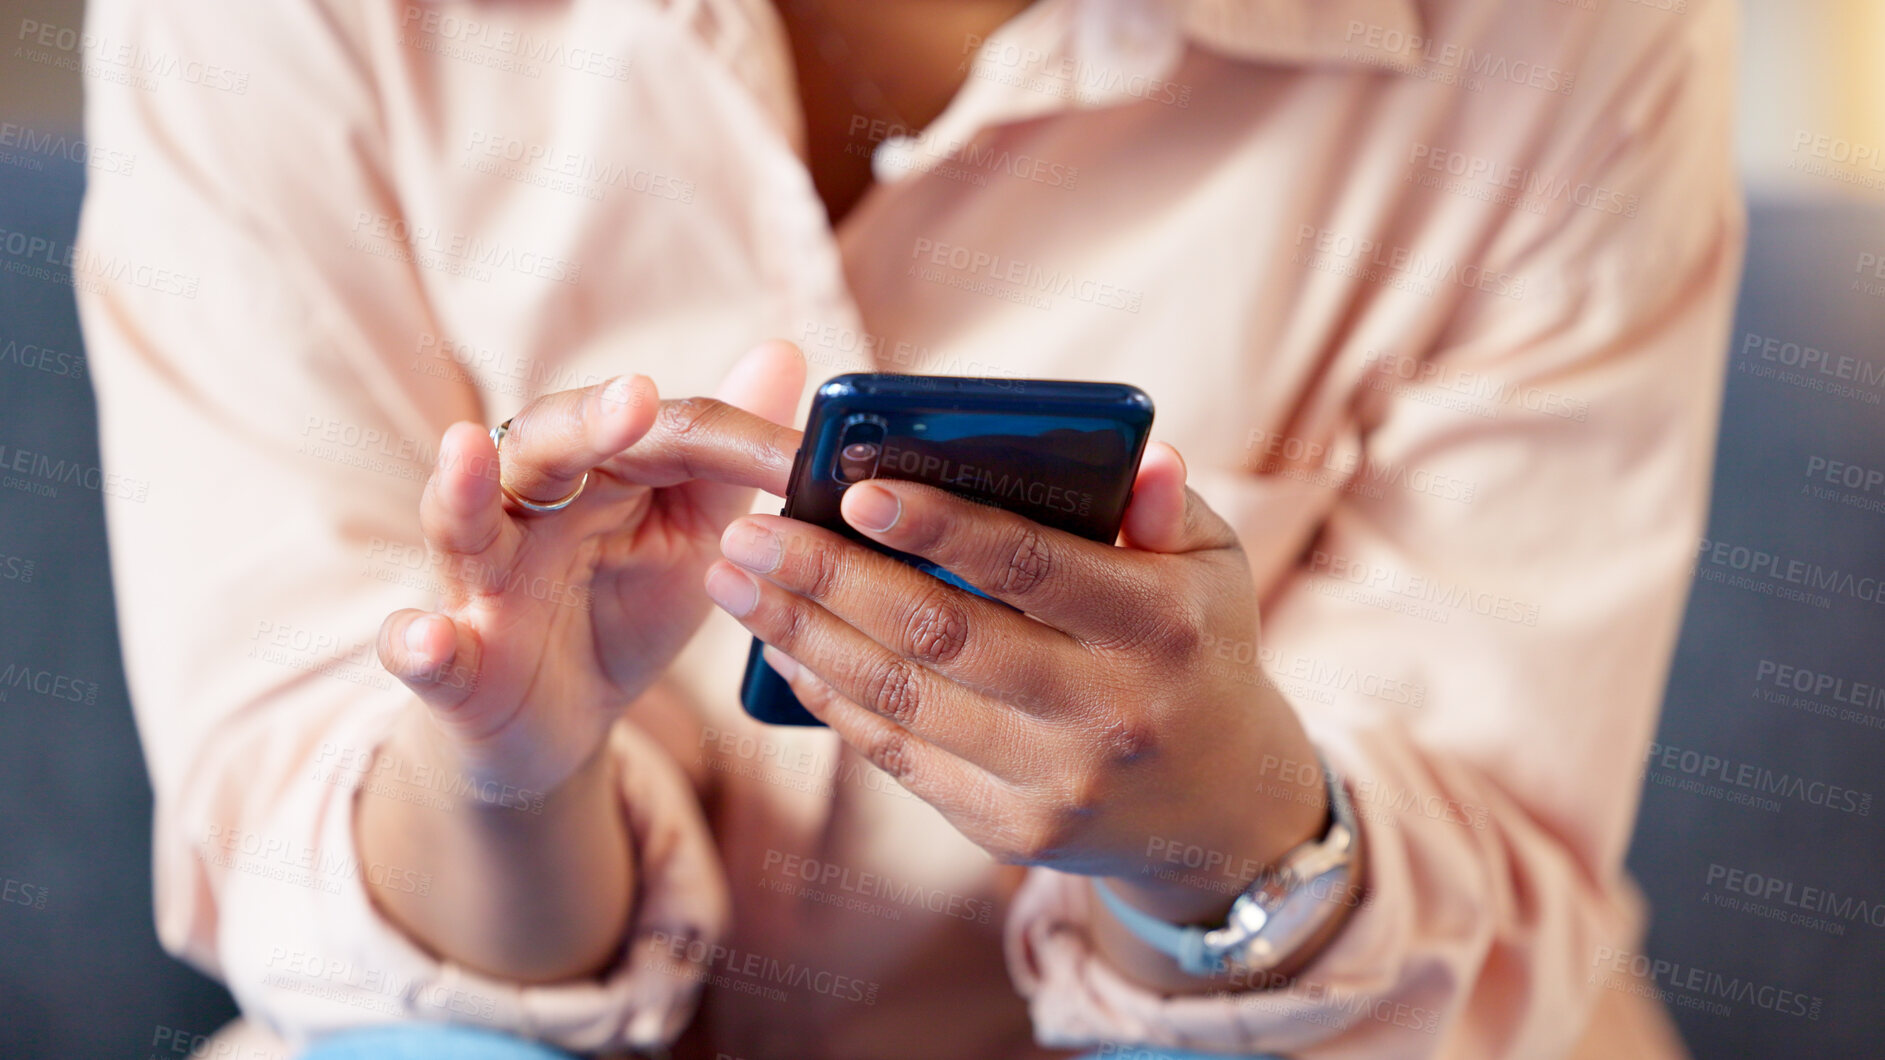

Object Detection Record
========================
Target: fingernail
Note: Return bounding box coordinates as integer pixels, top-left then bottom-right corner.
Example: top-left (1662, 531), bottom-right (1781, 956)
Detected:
top-left (404, 616), bottom-right (434, 655)
top-left (721, 520), bottom-right (783, 573)
top-left (600, 374), bottom-right (638, 410)
top-left (762, 645), bottom-right (799, 682)
top-left (705, 564), bottom-right (759, 617)
top-left (844, 483), bottom-right (901, 533)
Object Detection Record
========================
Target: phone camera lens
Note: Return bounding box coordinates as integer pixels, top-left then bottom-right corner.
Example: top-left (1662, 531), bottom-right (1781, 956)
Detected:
top-left (838, 442), bottom-right (880, 483)
top-left (835, 417), bottom-right (887, 483)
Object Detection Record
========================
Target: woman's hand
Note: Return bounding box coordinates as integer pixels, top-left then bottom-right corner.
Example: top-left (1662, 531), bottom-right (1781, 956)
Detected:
top-left (378, 342), bottom-right (804, 795)
top-left (703, 442), bottom-right (1344, 980)
top-left (357, 341), bottom-right (802, 982)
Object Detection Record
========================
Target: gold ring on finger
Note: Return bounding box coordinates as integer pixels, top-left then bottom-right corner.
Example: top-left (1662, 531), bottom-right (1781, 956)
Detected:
top-left (488, 417), bottom-right (590, 514)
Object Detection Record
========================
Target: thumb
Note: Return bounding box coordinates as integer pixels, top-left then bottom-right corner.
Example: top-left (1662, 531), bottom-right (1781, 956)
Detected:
top-left (378, 609), bottom-right (483, 717)
top-left (1119, 442), bottom-right (1240, 554)
top-left (714, 339), bottom-right (806, 426)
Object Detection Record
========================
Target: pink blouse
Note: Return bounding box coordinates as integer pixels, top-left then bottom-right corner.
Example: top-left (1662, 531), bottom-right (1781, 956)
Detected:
top-left (75, 0), bottom-right (1740, 1056)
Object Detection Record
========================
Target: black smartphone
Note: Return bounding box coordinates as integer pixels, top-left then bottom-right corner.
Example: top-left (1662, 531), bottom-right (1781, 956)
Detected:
top-left (740, 373), bottom-right (1154, 726)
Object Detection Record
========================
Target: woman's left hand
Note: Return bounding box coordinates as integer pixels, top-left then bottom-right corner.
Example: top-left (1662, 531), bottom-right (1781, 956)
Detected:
top-left (703, 442), bottom-right (1331, 932)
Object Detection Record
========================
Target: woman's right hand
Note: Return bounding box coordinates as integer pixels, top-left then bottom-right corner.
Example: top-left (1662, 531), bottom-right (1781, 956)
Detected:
top-left (374, 341), bottom-right (804, 796)
top-left (355, 341), bottom-right (802, 982)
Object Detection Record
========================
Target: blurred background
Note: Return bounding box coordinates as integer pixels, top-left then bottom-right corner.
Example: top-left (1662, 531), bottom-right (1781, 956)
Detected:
top-left (2, 1), bottom-right (1882, 1057)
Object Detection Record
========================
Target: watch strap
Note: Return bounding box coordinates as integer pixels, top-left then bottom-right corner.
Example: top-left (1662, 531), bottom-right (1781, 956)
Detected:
top-left (1093, 875), bottom-right (1223, 974)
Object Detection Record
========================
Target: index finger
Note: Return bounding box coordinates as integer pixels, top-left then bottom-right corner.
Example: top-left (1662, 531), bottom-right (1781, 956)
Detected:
top-left (603, 396), bottom-right (803, 496)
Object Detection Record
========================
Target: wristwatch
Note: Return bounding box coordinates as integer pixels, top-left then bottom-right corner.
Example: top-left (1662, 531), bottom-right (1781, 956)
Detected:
top-left (1094, 754), bottom-right (1359, 977)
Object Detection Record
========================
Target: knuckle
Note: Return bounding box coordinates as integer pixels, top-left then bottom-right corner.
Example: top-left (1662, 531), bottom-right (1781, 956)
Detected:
top-left (862, 724), bottom-right (918, 785)
top-left (656, 395), bottom-right (729, 440)
top-left (996, 526), bottom-right (1053, 597)
top-left (1101, 592), bottom-right (1203, 660)
top-left (651, 395), bottom-right (739, 485)
top-left (795, 539), bottom-right (844, 601)
top-left (1096, 713), bottom-right (1159, 766)
top-left (751, 428), bottom-right (794, 480)
top-left (862, 659), bottom-right (924, 727)
top-left (1147, 610), bottom-right (1204, 658)
top-left (898, 501), bottom-right (951, 556)
top-left (1061, 768), bottom-right (1108, 823)
top-left (984, 782), bottom-right (1097, 865)
top-left (902, 589), bottom-right (971, 665)
top-left (992, 783), bottom-right (1105, 865)
top-left (1000, 817), bottom-right (1078, 866)
top-left (770, 597), bottom-right (813, 654)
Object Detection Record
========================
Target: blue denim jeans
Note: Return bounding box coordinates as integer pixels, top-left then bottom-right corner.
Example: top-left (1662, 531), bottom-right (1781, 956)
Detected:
top-left (298, 1025), bottom-right (1276, 1059)
top-left (299, 1026), bottom-right (577, 1059)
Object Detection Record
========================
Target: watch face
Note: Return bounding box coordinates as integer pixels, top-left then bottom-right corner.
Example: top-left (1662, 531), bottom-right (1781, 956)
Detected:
top-left (1229, 865), bottom-right (1354, 973)
top-left (1214, 760), bottom-right (1357, 974)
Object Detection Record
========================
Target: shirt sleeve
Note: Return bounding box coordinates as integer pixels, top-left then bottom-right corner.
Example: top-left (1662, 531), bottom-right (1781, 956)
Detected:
top-left (1003, 4), bottom-right (1744, 1056)
top-left (75, 0), bottom-right (727, 1051)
